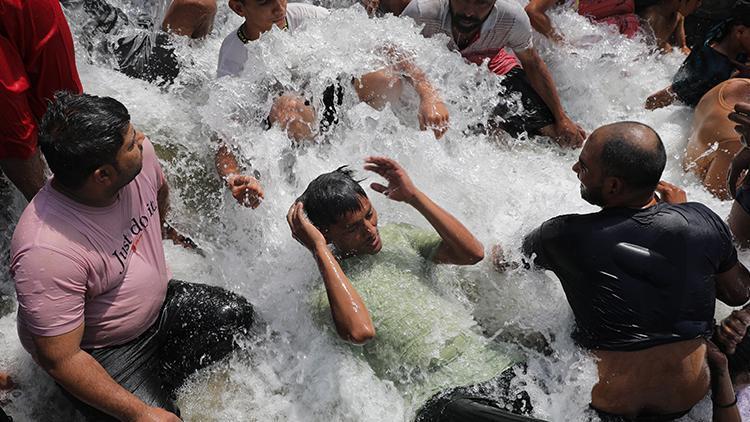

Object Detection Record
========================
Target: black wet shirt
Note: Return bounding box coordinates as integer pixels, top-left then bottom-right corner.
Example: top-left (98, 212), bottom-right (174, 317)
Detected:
top-left (523, 202), bottom-right (738, 351)
top-left (671, 43), bottom-right (737, 107)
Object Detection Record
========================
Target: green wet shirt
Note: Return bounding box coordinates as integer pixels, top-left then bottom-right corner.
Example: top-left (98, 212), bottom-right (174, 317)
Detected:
top-left (312, 223), bottom-right (520, 402)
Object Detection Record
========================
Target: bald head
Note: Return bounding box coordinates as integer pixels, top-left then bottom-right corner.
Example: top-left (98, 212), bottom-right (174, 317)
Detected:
top-left (589, 121), bottom-right (666, 192)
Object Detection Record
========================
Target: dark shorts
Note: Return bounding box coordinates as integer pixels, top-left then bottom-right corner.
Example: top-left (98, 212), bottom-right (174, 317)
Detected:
top-left (61, 0), bottom-right (179, 85)
top-left (592, 406), bottom-right (691, 422)
top-left (63, 280), bottom-right (256, 421)
top-left (415, 364), bottom-right (545, 422)
top-left (491, 68), bottom-right (555, 138)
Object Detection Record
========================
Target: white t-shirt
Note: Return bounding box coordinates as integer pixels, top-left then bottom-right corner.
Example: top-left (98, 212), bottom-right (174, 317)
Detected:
top-left (401, 0), bottom-right (533, 59)
top-left (216, 3), bottom-right (330, 77)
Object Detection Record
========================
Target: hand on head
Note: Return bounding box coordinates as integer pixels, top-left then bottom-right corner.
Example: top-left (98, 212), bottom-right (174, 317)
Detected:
top-left (655, 180), bottom-right (687, 204)
top-left (364, 156), bottom-right (419, 202)
top-left (715, 309), bottom-right (750, 355)
top-left (287, 202), bottom-right (327, 251)
top-left (418, 95), bottom-right (450, 139)
top-left (226, 174), bottom-right (264, 209)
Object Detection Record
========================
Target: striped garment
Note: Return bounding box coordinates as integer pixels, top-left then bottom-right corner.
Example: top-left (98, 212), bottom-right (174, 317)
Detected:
top-left (401, 0), bottom-right (532, 74)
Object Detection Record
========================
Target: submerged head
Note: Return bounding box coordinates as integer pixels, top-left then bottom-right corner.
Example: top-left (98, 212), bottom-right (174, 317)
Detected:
top-left (229, 0), bottom-right (288, 39)
top-left (449, 0), bottom-right (495, 34)
top-left (299, 167), bottom-right (382, 256)
top-left (572, 122), bottom-right (666, 207)
top-left (39, 92), bottom-right (143, 194)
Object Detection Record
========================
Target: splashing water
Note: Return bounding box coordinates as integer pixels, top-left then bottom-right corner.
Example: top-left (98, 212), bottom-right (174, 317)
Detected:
top-left (0, 2), bottom-right (742, 421)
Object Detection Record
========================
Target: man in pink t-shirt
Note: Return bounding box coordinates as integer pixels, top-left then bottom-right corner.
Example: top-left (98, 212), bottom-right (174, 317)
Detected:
top-left (10, 92), bottom-right (255, 421)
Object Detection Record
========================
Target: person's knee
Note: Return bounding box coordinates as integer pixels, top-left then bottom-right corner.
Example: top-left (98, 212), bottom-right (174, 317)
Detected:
top-left (215, 293), bottom-right (255, 334)
top-left (354, 70), bottom-right (403, 110)
top-left (268, 94), bottom-right (316, 142)
top-left (163, 0), bottom-right (217, 38)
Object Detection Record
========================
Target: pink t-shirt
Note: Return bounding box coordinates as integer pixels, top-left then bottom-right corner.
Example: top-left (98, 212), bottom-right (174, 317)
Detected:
top-left (11, 137), bottom-right (170, 355)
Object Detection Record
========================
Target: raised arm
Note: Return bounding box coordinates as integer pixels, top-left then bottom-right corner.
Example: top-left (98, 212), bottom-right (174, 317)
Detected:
top-left (524, 0), bottom-right (563, 42)
top-left (287, 202), bottom-right (375, 344)
top-left (214, 138), bottom-right (264, 209)
top-left (515, 48), bottom-right (585, 147)
top-left (381, 46), bottom-right (450, 138)
top-left (33, 324), bottom-right (179, 421)
top-left (364, 156), bottom-right (484, 265)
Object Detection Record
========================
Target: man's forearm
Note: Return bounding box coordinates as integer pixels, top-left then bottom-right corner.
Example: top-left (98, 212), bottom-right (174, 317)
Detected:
top-left (407, 190), bottom-right (484, 264)
top-left (313, 244), bottom-right (374, 344)
top-left (45, 350), bottom-right (148, 420)
top-left (522, 54), bottom-right (567, 121)
top-left (215, 143), bottom-right (241, 178)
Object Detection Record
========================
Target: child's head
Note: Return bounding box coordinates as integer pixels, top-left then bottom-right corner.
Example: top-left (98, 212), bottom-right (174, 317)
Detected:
top-left (229, 0), bottom-right (288, 36)
top-left (712, 3), bottom-right (750, 53)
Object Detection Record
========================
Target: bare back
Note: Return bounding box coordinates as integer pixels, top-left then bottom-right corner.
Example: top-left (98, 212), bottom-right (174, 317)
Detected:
top-left (685, 79), bottom-right (750, 198)
top-left (592, 339), bottom-right (709, 417)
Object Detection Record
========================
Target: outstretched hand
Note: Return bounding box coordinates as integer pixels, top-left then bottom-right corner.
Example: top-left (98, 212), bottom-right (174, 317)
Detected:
top-left (225, 174), bottom-right (264, 209)
top-left (655, 181), bottom-right (687, 204)
top-left (418, 95), bottom-right (450, 139)
top-left (364, 156), bottom-right (419, 203)
top-left (715, 309), bottom-right (750, 355)
top-left (727, 147), bottom-right (750, 198)
top-left (287, 202), bottom-right (327, 252)
top-left (553, 117), bottom-right (585, 148)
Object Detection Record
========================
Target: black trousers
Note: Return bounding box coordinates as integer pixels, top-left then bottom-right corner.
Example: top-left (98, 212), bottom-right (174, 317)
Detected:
top-left (64, 280), bottom-right (255, 420)
top-left (415, 364), bottom-right (546, 422)
top-left (0, 406), bottom-right (11, 422)
top-left (491, 68), bottom-right (555, 138)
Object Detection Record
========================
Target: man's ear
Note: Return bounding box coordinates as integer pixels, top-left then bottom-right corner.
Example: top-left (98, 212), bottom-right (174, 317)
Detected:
top-left (229, 0), bottom-right (246, 17)
top-left (92, 164), bottom-right (115, 185)
top-left (604, 176), bottom-right (624, 196)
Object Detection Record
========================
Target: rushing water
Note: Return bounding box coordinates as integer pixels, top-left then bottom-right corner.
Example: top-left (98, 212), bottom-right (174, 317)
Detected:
top-left (0, 2), bottom-right (743, 420)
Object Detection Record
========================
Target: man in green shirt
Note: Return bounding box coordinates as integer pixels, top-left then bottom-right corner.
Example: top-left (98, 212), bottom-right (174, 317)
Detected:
top-left (287, 157), bottom-right (543, 422)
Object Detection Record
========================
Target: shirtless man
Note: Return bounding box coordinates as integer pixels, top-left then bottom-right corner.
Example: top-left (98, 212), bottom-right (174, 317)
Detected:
top-left (727, 102), bottom-right (750, 246)
top-left (684, 78), bottom-right (750, 199)
top-left (523, 121), bottom-right (750, 420)
top-left (638, 0), bottom-right (702, 53)
top-left (370, 0), bottom-right (585, 146)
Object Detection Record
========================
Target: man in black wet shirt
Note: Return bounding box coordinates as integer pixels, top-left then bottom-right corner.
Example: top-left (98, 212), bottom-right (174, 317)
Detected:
top-left (523, 121), bottom-right (750, 421)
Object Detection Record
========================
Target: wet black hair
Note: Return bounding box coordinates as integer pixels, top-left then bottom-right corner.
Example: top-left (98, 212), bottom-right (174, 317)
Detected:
top-left (39, 91), bottom-right (131, 190)
top-left (298, 166), bottom-right (368, 230)
top-left (709, 3), bottom-right (750, 43)
top-left (728, 333), bottom-right (750, 377)
top-left (600, 122), bottom-right (666, 191)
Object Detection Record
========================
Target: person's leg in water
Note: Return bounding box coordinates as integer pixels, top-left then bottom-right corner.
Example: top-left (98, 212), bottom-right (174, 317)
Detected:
top-left (162, 0), bottom-right (218, 38)
top-left (415, 365), bottom-right (545, 422)
top-left (156, 280), bottom-right (256, 393)
top-left (490, 68), bottom-right (556, 141)
top-left (268, 93), bottom-right (318, 142)
top-left (62, 280), bottom-right (255, 421)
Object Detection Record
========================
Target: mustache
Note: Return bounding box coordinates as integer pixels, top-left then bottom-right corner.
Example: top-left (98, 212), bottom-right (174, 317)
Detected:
top-left (453, 14), bottom-right (482, 24)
